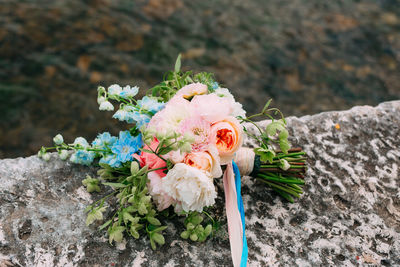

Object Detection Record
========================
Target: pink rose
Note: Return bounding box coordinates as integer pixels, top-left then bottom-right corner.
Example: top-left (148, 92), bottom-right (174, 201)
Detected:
top-left (210, 117), bottom-right (243, 164)
top-left (133, 139), bottom-right (167, 177)
top-left (191, 93), bottom-right (233, 124)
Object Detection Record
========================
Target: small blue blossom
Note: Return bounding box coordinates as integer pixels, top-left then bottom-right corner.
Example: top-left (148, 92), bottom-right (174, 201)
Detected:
top-left (70, 149), bottom-right (95, 166)
top-left (111, 131), bottom-right (142, 163)
top-left (113, 109), bottom-right (130, 122)
top-left (130, 112), bottom-right (151, 129)
top-left (113, 105), bottom-right (151, 128)
top-left (73, 137), bottom-right (89, 147)
top-left (211, 81), bottom-right (219, 90)
top-left (99, 154), bottom-right (122, 168)
top-left (137, 96), bottom-right (165, 114)
top-left (119, 86), bottom-right (139, 98)
top-left (92, 132), bottom-right (118, 150)
top-left (108, 84), bottom-right (122, 96)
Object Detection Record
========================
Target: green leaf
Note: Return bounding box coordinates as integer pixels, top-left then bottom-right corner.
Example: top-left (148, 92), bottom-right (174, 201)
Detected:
top-left (123, 212), bottom-right (137, 225)
top-left (279, 139), bottom-right (291, 154)
top-left (109, 226), bottom-right (125, 244)
top-left (152, 233), bottom-right (165, 245)
top-left (180, 231), bottom-right (189, 239)
top-left (138, 203), bottom-right (148, 215)
top-left (174, 53), bottom-right (182, 73)
top-left (102, 182), bottom-right (127, 188)
top-left (261, 99), bottom-right (272, 114)
top-left (190, 233), bottom-right (198, 241)
top-left (130, 227), bottom-right (140, 239)
top-left (86, 213), bottom-right (96, 226)
top-left (266, 120), bottom-right (286, 137)
top-left (152, 226), bottom-right (168, 233)
top-left (147, 217), bottom-right (161, 226)
top-left (150, 238), bottom-right (156, 250)
top-left (191, 215), bottom-right (203, 225)
top-left (99, 219), bottom-right (112, 231)
top-left (204, 224), bottom-right (212, 236)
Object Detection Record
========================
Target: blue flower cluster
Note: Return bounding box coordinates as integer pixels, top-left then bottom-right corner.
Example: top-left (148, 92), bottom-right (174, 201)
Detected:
top-left (69, 131), bottom-right (142, 168)
top-left (108, 84), bottom-right (139, 99)
top-left (92, 132), bottom-right (117, 150)
top-left (100, 131), bottom-right (142, 168)
top-left (70, 137), bottom-right (96, 166)
top-left (113, 96), bottom-right (165, 129)
top-left (137, 96), bottom-right (165, 114)
top-left (70, 149), bottom-right (95, 166)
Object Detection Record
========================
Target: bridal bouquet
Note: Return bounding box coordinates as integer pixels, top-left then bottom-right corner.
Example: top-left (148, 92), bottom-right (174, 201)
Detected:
top-left (39, 55), bottom-right (307, 267)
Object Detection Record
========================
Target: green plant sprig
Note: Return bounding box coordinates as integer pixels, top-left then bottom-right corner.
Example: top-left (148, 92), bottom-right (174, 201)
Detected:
top-left (148, 54), bottom-right (217, 102)
top-left (84, 161), bottom-right (168, 248)
top-left (180, 212), bottom-right (213, 242)
top-left (241, 100), bottom-right (307, 202)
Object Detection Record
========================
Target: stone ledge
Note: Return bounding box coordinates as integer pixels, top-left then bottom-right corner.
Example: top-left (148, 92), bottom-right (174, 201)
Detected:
top-left (1, 101), bottom-right (399, 266)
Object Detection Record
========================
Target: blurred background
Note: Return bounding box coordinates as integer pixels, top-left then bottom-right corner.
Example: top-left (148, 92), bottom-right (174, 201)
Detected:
top-left (0, 0), bottom-right (399, 159)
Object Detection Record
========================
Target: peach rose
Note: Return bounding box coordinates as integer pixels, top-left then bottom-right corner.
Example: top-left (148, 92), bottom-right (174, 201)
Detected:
top-left (210, 117), bottom-right (243, 164)
top-left (174, 83), bottom-right (208, 100)
top-left (184, 146), bottom-right (222, 178)
top-left (133, 139), bottom-right (167, 177)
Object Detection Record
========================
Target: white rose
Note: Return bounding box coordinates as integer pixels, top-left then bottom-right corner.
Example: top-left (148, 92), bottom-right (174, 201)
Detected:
top-left (162, 163), bottom-right (217, 212)
top-left (147, 172), bottom-right (175, 211)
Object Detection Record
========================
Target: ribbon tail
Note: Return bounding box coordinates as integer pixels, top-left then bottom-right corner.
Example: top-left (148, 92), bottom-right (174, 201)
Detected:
top-left (223, 162), bottom-right (244, 267)
top-left (233, 161), bottom-right (248, 267)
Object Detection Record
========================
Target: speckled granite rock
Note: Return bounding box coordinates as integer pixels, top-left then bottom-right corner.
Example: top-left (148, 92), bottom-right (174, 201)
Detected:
top-left (1, 101), bottom-right (399, 266)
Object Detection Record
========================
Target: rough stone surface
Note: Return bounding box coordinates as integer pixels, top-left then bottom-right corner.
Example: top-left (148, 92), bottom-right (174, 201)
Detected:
top-left (1, 101), bottom-right (400, 266)
top-left (2, 0), bottom-right (400, 158)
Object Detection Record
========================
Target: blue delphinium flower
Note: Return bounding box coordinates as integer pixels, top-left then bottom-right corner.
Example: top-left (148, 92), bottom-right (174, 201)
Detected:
top-left (69, 136), bottom-right (96, 165)
top-left (108, 84), bottom-right (122, 96)
top-left (70, 150), bottom-right (95, 166)
top-left (113, 105), bottom-right (151, 128)
top-left (92, 132), bottom-right (118, 150)
top-left (119, 85), bottom-right (139, 98)
top-left (137, 96), bottom-right (165, 114)
top-left (113, 109), bottom-right (130, 122)
top-left (73, 137), bottom-right (89, 147)
top-left (111, 131), bottom-right (142, 164)
top-left (130, 112), bottom-right (151, 129)
top-left (99, 154), bottom-right (122, 168)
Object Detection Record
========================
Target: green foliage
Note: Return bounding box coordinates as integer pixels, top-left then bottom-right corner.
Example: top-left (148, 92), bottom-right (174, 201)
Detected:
top-left (240, 100), bottom-right (291, 161)
top-left (254, 147), bottom-right (275, 163)
top-left (180, 212), bottom-right (214, 243)
top-left (149, 55), bottom-right (216, 102)
top-left (140, 128), bottom-right (195, 172)
top-left (84, 162), bottom-right (168, 248)
top-left (82, 175), bottom-right (101, 193)
top-left (86, 205), bottom-right (107, 226)
top-left (240, 100), bottom-right (308, 202)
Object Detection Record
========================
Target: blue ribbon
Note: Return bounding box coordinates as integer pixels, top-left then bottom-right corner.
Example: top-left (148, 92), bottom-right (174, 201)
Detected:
top-left (232, 161), bottom-right (248, 267)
